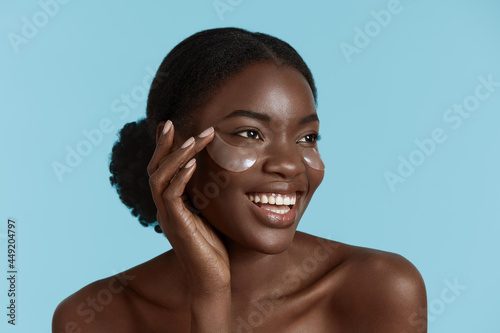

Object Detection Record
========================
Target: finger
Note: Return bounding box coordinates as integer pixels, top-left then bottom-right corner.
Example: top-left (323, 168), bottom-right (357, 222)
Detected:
top-left (149, 127), bottom-right (215, 194)
top-left (192, 126), bottom-right (215, 154)
top-left (154, 163), bottom-right (196, 233)
top-left (147, 120), bottom-right (174, 176)
top-left (160, 158), bottom-right (197, 230)
top-left (149, 135), bottom-right (196, 205)
top-left (162, 126), bottom-right (215, 174)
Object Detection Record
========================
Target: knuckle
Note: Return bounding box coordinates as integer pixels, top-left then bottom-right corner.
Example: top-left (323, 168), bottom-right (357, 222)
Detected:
top-left (148, 174), bottom-right (156, 187)
top-left (163, 186), bottom-right (176, 203)
top-left (146, 163), bottom-right (154, 175)
top-left (148, 174), bottom-right (163, 189)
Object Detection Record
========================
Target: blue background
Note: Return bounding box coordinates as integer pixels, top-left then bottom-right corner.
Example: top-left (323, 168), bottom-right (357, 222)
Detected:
top-left (1, 0), bottom-right (499, 332)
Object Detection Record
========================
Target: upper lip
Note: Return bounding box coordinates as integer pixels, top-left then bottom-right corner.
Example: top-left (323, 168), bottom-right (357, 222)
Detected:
top-left (245, 182), bottom-right (306, 196)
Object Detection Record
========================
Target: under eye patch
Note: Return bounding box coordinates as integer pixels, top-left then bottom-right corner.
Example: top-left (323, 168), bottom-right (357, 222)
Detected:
top-left (206, 132), bottom-right (325, 172)
top-left (205, 132), bottom-right (258, 172)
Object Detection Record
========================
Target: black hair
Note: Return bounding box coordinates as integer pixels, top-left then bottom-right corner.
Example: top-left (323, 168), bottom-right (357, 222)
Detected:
top-left (109, 27), bottom-right (317, 233)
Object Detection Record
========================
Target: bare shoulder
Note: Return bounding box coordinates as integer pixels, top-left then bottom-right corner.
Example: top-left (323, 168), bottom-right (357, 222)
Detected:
top-left (334, 243), bottom-right (428, 332)
top-left (52, 250), bottom-right (186, 333)
top-left (52, 270), bottom-right (139, 333)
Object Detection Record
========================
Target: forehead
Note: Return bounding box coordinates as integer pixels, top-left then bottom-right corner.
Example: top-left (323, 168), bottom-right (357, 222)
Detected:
top-left (194, 62), bottom-right (317, 127)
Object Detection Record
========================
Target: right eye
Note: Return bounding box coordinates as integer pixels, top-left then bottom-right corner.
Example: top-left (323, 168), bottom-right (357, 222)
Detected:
top-left (235, 129), bottom-right (261, 140)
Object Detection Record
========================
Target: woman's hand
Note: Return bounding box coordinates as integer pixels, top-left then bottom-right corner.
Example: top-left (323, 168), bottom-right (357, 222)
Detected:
top-left (147, 121), bottom-right (231, 330)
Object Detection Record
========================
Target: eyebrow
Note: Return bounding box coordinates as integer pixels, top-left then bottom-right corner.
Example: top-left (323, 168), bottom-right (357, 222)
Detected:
top-left (299, 113), bottom-right (319, 125)
top-left (222, 109), bottom-right (270, 122)
top-left (222, 109), bottom-right (319, 124)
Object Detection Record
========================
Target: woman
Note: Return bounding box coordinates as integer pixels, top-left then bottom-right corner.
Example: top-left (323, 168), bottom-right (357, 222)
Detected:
top-left (53, 27), bottom-right (427, 332)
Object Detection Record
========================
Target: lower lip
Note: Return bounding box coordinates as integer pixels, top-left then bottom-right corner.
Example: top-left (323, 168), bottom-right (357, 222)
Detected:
top-left (248, 197), bottom-right (298, 229)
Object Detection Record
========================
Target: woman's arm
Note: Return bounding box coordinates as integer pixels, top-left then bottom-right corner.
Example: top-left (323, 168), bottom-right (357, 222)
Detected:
top-left (147, 121), bottom-right (231, 332)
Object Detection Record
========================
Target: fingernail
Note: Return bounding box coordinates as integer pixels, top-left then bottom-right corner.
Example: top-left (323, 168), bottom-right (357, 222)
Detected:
top-left (181, 136), bottom-right (195, 149)
top-left (198, 126), bottom-right (214, 138)
top-left (184, 158), bottom-right (196, 168)
top-left (162, 120), bottom-right (172, 135)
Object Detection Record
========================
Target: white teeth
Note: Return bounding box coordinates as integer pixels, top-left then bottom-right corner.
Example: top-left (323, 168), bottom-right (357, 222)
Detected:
top-left (247, 192), bottom-right (297, 206)
top-left (262, 206), bottom-right (290, 214)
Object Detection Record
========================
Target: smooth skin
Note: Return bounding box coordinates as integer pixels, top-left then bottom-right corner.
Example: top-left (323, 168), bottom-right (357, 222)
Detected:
top-left (53, 62), bottom-right (427, 332)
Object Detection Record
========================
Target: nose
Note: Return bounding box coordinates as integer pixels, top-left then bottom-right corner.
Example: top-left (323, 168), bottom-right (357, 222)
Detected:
top-left (261, 142), bottom-right (306, 179)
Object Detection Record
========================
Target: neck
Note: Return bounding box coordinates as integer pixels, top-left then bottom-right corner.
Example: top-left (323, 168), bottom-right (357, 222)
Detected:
top-left (224, 236), bottom-right (296, 302)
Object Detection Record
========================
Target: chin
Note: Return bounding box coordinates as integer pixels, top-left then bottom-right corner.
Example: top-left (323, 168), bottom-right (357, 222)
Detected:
top-left (258, 230), bottom-right (298, 254)
top-left (219, 223), bottom-right (299, 255)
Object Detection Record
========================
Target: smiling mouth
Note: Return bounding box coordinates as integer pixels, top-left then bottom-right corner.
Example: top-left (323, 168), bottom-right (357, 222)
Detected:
top-left (246, 192), bottom-right (297, 215)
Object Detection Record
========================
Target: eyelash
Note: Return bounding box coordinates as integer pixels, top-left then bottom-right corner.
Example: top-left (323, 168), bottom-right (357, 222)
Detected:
top-left (235, 129), bottom-right (262, 140)
top-left (298, 133), bottom-right (321, 143)
top-left (234, 129), bottom-right (321, 143)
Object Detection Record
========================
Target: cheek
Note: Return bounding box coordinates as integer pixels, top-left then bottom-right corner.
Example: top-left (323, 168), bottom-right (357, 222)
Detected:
top-left (302, 147), bottom-right (325, 171)
top-left (308, 167), bottom-right (325, 194)
top-left (185, 157), bottom-right (243, 236)
top-left (186, 150), bottom-right (234, 211)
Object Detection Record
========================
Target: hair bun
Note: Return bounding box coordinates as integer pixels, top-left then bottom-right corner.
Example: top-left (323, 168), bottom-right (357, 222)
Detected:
top-left (109, 119), bottom-right (158, 230)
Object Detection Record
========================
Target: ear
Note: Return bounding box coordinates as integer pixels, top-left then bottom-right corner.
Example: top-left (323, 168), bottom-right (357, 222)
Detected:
top-left (155, 121), bottom-right (166, 144)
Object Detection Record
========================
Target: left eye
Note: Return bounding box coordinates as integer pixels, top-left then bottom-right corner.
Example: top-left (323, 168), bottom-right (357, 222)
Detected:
top-left (236, 130), bottom-right (261, 140)
top-left (298, 133), bottom-right (320, 143)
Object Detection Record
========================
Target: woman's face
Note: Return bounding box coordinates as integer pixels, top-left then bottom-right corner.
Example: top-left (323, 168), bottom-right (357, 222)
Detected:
top-left (184, 62), bottom-right (324, 254)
